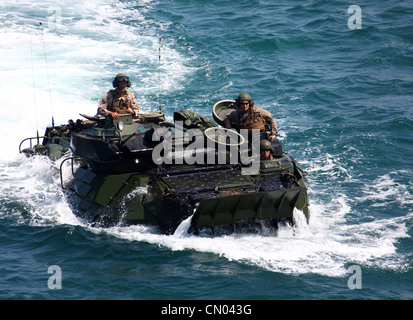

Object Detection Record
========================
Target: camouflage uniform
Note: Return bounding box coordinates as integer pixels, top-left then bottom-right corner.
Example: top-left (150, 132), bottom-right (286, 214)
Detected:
top-left (98, 89), bottom-right (139, 117)
top-left (224, 106), bottom-right (278, 135)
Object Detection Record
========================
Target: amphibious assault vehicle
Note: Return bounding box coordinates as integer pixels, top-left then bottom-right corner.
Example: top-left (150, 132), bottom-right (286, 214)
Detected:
top-left (20, 101), bottom-right (309, 234)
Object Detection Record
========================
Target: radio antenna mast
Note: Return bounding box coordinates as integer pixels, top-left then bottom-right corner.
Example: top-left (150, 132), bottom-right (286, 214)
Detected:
top-left (246, 31), bottom-right (251, 91)
top-left (30, 40), bottom-right (40, 144)
top-left (158, 36), bottom-right (162, 112)
top-left (39, 22), bottom-right (55, 127)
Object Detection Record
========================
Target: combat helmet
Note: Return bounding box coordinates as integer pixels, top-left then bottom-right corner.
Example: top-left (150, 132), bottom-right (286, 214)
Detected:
top-left (235, 92), bottom-right (254, 108)
top-left (260, 139), bottom-right (272, 151)
top-left (112, 73), bottom-right (131, 88)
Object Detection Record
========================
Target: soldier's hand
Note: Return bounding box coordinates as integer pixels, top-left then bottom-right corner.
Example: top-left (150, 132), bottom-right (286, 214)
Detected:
top-left (110, 112), bottom-right (119, 119)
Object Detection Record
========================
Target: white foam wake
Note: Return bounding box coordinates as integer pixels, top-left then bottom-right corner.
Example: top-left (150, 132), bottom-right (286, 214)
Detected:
top-left (0, 0), bottom-right (193, 160)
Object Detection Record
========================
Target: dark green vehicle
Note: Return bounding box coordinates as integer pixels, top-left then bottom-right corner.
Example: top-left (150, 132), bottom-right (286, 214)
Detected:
top-left (20, 102), bottom-right (309, 234)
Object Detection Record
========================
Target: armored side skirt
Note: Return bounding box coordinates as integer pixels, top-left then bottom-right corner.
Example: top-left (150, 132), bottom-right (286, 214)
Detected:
top-left (67, 166), bottom-right (308, 234)
top-left (144, 187), bottom-right (307, 234)
top-left (193, 187), bottom-right (307, 228)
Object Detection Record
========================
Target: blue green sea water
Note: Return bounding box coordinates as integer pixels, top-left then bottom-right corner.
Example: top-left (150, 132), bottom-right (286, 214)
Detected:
top-left (0, 0), bottom-right (412, 300)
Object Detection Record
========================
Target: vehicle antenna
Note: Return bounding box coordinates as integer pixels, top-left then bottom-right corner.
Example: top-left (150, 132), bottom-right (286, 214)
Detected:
top-left (246, 31), bottom-right (251, 91)
top-left (39, 22), bottom-right (55, 128)
top-left (30, 40), bottom-right (40, 145)
top-left (158, 36), bottom-right (162, 112)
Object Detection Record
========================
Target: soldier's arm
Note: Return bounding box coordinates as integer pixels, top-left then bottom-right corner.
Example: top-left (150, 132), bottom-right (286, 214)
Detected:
top-left (98, 93), bottom-right (110, 116)
top-left (129, 93), bottom-right (139, 116)
top-left (98, 92), bottom-right (119, 119)
top-left (257, 107), bottom-right (278, 135)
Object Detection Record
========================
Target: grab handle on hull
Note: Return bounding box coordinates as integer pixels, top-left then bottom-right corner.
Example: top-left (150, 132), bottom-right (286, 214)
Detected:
top-left (60, 156), bottom-right (83, 188)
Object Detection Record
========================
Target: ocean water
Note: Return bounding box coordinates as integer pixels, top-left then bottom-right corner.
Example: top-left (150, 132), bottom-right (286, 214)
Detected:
top-left (0, 0), bottom-right (412, 300)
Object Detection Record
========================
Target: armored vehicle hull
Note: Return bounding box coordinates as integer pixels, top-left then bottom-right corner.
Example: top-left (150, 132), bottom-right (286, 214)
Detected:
top-left (20, 106), bottom-right (309, 235)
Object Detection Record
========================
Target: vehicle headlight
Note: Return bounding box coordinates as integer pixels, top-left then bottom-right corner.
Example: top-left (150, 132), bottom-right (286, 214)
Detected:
top-left (118, 121), bottom-right (124, 131)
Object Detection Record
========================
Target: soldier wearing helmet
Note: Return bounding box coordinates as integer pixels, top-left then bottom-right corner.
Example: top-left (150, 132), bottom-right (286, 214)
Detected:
top-left (224, 93), bottom-right (277, 139)
top-left (98, 73), bottom-right (139, 119)
top-left (260, 139), bottom-right (274, 160)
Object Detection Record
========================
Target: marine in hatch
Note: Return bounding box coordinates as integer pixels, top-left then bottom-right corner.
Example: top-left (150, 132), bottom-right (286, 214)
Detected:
top-left (98, 73), bottom-right (139, 119)
top-left (260, 139), bottom-right (274, 160)
top-left (224, 92), bottom-right (277, 139)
